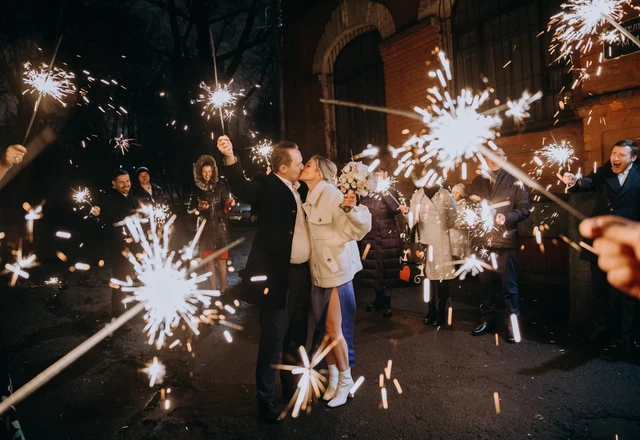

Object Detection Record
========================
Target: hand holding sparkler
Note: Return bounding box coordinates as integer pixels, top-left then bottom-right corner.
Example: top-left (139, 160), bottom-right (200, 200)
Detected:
top-left (1, 145), bottom-right (27, 167)
top-left (495, 213), bottom-right (506, 226)
top-left (217, 135), bottom-right (236, 165)
top-left (562, 172), bottom-right (578, 187)
top-left (90, 206), bottom-right (101, 216)
top-left (580, 215), bottom-right (640, 299)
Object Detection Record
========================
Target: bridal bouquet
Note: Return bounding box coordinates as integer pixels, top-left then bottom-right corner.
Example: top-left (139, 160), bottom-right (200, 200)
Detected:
top-left (337, 161), bottom-right (378, 212)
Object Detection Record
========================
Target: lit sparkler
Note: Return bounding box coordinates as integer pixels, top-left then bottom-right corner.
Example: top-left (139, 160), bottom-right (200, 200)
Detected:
top-left (3, 241), bottom-right (39, 287)
top-left (197, 82), bottom-right (243, 122)
top-left (111, 134), bottom-right (137, 155)
top-left (249, 139), bottom-right (273, 167)
top-left (72, 187), bottom-right (93, 210)
top-left (139, 203), bottom-right (171, 226)
top-left (548, 0), bottom-right (640, 61)
top-left (273, 335), bottom-right (341, 419)
top-left (22, 62), bottom-right (75, 107)
top-left (112, 215), bottom-right (222, 349)
top-left (23, 201), bottom-right (44, 242)
top-left (376, 176), bottom-right (397, 194)
top-left (141, 356), bottom-right (166, 387)
top-left (451, 254), bottom-right (494, 280)
top-left (536, 140), bottom-right (577, 172)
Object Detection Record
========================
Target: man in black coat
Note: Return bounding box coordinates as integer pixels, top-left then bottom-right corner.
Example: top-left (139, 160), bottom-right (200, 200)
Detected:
top-left (217, 135), bottom-right (311, 424)
top-left (131, 166), bottom-right (168, 205)
top-left (469, 147), bottom-right (530, 342)
top-left (91, 169), bottom-right (139, 317)
top-left (563, 139), bottom-right (640, 357)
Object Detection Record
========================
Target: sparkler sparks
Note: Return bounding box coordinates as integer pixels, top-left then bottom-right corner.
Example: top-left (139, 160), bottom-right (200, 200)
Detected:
top-left (451, 254), bottom-right (494, 280)
top-left (22, 62), bottom-right (75, 106)
top-left (536, 140), bottom-right (577, 172)
top-left (376, 176), bottom-right (397, 194)
top-left (249, 139), bottom-right (273, 167)
top-left (23, 201), bottom-right (44, 242)
top-left (505, 91), bottom-right (544, 124)
top-left (139, 203), bottom-right (171, 226)
top-left (141, 356), bottom-right (166, 387)
top-left (197, 82), bottom-right (243, 121)
top-left (273, 336), bottom-right (341, 419)
top-left (112, 215), bottom-right (221, 349)
top-left (72, 187), bottom-right (93, 209)
top-left (548, 0), bottom-right (637, 61)
top-left (3, 241), bottom-right (39, 287)
top-left (111, 134), bottom-right (137, 155)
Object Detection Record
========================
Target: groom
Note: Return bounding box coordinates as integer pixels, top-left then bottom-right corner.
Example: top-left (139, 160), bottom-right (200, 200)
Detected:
top-left (217, 135), bottom-right (311, 424)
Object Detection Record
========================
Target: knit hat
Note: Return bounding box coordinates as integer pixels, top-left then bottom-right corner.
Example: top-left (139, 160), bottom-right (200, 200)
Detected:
top-left (136, 166), bottom-right (150, 177)
top-left (452, 183), bottom-right (467, 198)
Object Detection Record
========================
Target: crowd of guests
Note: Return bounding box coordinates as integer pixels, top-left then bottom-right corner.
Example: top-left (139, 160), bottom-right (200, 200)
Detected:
top-left (2, 137), bottom-right (640, 431)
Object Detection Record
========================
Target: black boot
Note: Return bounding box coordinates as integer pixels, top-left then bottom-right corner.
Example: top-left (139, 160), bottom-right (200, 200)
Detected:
top-left (381, 295), bottom-right (392, 318)
top-left (423, 300), bottom-right (437, 325)
top-left (432, 303), bottom-right (447, 327)
top-left (366, 291), bottom-right (384, 312)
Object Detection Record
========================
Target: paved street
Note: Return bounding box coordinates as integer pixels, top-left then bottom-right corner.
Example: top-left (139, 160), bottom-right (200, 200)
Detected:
top-left (2, 223), bottom-right (640, 440)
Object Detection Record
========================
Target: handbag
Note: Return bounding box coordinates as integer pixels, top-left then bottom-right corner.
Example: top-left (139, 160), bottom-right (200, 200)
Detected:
top-left (399, 224), bottom-right (427, 285)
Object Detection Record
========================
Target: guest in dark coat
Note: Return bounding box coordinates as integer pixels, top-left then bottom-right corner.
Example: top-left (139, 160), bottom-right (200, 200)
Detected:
top-left (91, 169), bottom-right (139, 317)
top-left (188, 155), bottom-right (233, 294)
top-left (563, 139), bottom-right (640, 358)
top-left (469, 147), bottom-right (530, 343)
top-left (132, 166), bottom-right (169, 206)
top-left (218, 135), bottom-right (311, 424)
top-left (358, 173), bottom-right (405, 318)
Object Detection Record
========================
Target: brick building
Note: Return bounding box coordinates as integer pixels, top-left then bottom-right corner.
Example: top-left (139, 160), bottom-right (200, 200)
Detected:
top-left (281, 0), bottom-right (640, 320)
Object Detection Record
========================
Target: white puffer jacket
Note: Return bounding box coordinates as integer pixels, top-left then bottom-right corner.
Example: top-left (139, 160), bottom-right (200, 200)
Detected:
top-left (302, 181), bottom-right (372, 288)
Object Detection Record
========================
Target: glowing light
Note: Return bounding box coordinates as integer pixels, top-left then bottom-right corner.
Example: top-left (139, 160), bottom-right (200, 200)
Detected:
top-left (197, 82), bottom-right (243, 121)
top-left (22, 62), bottom-right (75, 106)
top-left (3, 241), bottom-right (39, 287)
top-left (249, 139), bottom-right (273, 167)
top-left (141, 356), bottom-right (166, 387)
top-left (114, 215), bottom-right (221, 349)
top-left (112, 134), bottom-right (137, 155)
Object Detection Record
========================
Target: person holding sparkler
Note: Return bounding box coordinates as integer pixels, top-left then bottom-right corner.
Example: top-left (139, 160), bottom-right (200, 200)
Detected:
top-left (0, 144), bottom-right (26, 181)
top-left (132, 166), bottom-right (168, 206)
top-left (298, 155), bottom-right (371, 408)
top-left (188, 155), bottom-right (233, 295)
top-left (90, 169), bottom-right (139, 317)
top-left (563, 140), bottom-right (640, 358)
top-left (470, 147), bottom-right (530, 343)
top-left (359, 170), bottom-right (405, 318)
top-left (217, 136), bottom-right (311, 424)
top-left (410, 181), bottom-right (457, 327)
top-left (450, 183), bottom-right (470, 259)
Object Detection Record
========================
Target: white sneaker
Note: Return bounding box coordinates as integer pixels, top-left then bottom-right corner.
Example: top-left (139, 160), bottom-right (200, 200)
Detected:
top-left (327, 368), bottom-right (354, 408)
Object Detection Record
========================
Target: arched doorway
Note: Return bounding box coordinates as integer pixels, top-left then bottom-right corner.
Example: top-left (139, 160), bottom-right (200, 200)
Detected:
top-left (333, 31), bottom-right (387, 163)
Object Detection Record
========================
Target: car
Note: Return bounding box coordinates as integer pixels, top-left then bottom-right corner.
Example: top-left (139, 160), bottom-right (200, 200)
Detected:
top-left (229, 200), bottom-right (252, 222)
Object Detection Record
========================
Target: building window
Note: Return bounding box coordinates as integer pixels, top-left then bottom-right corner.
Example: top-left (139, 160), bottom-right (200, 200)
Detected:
top-left (333, 31), bottom-right (387, 163)
top-left (452, 0), bottom-right (572, 132)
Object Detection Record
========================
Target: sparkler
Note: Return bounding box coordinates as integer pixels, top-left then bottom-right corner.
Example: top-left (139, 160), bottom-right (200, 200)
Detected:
top-left (22, 62), bottom-right (75, 107)
top-left (199, 27), bottom-right (244, 135)
top-left (141, 357), bottom-right (166, 387)
top-left (21, 35), bottom-right (71, 143)
top-left (72, 187), bottom-right (93, 211)
top-left (451, 254), bottom-right (495, 280)
top-left (536, 140), bottom-right (577, 173)
top-left (0, 234), bottom-right (243, 416)
top-left (111, 134), bottom-right (137, 155)
top-left (3, 241), bottom-right (39, 287)
top-left (548, 0), bottom-right (640, 61)
top-left (321, 51), bottom-right (586, 221)
top-left (138, 203), bottom-right (171, 226)
top-left (113, 215), bottom-right (221, 349)
top-left (23, 201), bottom-right (44, 242)
top-left (273, 335), bottom-right (341, 419)
top-left (249, 139), bottom-right (273, 167)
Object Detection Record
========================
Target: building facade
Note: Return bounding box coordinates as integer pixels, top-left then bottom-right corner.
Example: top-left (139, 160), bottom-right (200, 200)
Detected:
top-left (281, 0), bottom-right (640, 297)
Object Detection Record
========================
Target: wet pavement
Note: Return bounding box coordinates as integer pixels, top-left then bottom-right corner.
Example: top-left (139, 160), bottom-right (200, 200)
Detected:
top-left (2, 223), bottom-right (640, 440)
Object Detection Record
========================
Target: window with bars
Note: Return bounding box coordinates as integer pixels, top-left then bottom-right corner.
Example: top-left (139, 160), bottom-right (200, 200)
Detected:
top-left (452, 0), bottom-right (573, 132)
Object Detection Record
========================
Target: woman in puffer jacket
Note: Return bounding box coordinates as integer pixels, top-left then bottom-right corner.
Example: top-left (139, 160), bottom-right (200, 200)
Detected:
top-left (299, 156), bottom-right (371, 409)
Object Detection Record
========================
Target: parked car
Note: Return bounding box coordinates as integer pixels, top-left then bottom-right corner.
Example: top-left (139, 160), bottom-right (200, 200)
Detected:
top-left (229, 200), bottom-right (252, 222)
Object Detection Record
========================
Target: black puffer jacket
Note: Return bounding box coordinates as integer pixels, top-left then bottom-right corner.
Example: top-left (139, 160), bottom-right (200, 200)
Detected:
top-left (358, 191), bottom-right (403, 291)
top-left (469, 168), bottom-right (530, 249)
